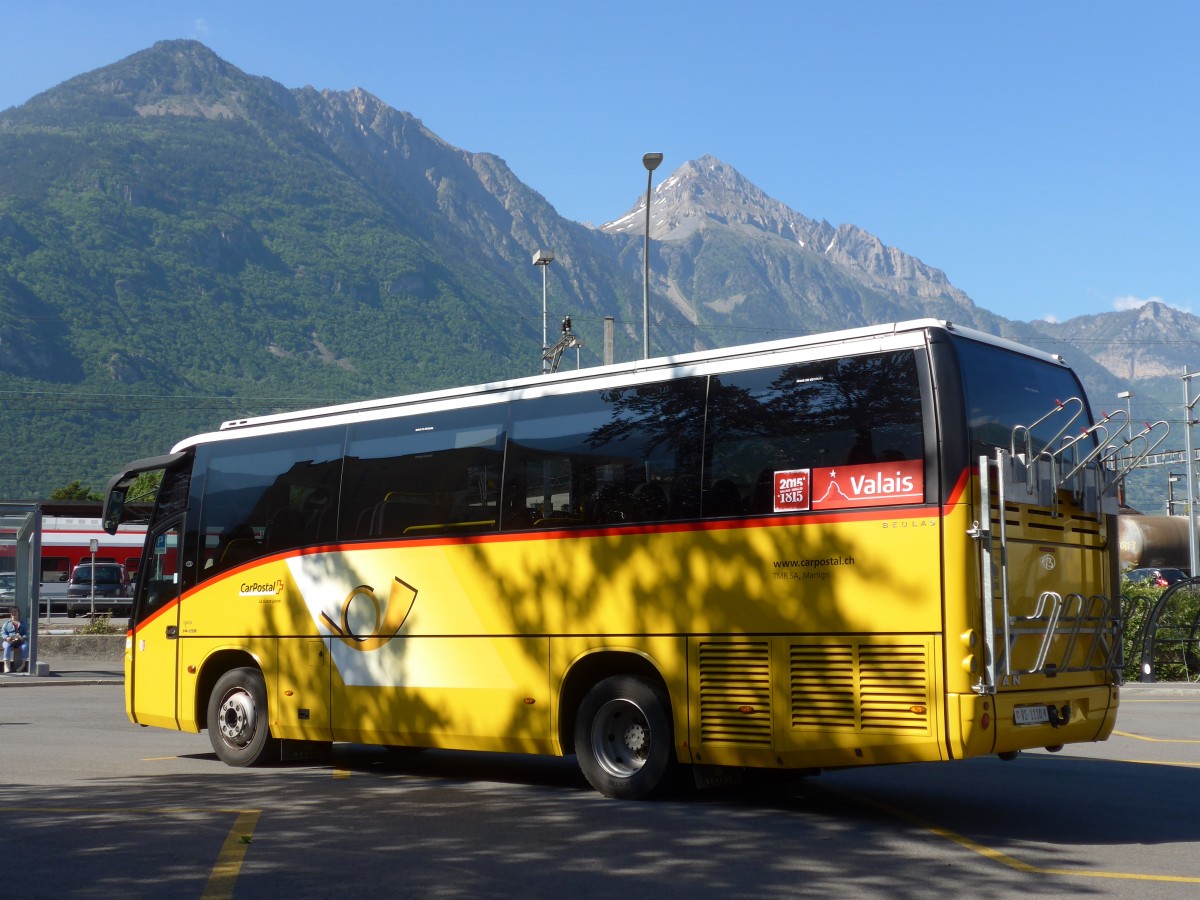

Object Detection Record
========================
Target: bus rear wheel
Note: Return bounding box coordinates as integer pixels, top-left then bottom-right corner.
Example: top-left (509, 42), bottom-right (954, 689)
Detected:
top-left (207, 667), bottom-right (278, 766)
top-left (575, 674), bottom-right (674, 800)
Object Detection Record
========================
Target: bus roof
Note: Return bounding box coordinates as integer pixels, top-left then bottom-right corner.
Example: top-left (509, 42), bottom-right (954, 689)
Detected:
top-left (177, 319), bottom-right (1066, 451)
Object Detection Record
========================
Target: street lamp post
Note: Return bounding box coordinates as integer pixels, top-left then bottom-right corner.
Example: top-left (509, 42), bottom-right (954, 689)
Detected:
top-left (533, 250), bottom-right (554, 374)
top-left (1117, 390), bottom-right (1134, 443)
top-left (641, 152), bottom-right (663, 360)
top-left (1183, 369), bottom-right (1200, 575)
top-left (88, 537), bottom-right (97, 618)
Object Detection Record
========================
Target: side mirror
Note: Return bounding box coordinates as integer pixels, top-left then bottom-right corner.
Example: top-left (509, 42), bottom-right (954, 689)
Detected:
top-left (102, 489), bottom-right (126, 534)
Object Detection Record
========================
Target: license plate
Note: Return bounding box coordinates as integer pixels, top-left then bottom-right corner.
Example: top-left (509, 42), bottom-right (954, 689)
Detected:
top-left (1013, 705), bottom-right (1050, 725)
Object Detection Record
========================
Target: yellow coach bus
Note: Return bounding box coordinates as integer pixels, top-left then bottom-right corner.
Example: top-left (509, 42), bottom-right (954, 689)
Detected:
top-left (103, 320), bottom-right (1122, 799)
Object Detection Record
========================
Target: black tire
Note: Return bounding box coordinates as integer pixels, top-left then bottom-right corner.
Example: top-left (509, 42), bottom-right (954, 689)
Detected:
top-left (574, 674), bottom-right (675, 800)
top-left (207, 667), bottom-right (278, 766)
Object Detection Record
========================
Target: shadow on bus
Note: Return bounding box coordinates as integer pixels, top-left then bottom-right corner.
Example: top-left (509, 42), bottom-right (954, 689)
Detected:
top-left (451, 513), bottom-right (926, 755)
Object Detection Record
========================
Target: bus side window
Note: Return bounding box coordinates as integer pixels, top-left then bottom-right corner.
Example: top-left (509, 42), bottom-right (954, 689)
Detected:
top-left (704, 351), bottom-right (925, 516)
top-left (196, 427), bottom-right (344, 579)
top-left (503, 378), bottom-right (705, 531)
top-left (141, 525), bottom-right (181, 617)
top-left (341, 409), bottom-right (505, 542)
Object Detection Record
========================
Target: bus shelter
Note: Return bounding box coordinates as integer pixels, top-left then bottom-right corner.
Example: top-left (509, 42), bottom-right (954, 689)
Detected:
top-left (0, 502), bottom-right (41, 676)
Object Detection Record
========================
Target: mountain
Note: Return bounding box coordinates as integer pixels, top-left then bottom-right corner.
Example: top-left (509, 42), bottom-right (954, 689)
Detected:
top-left (1035, 302), bottom-right (1200, 381)
top-left (0, 40), bottom-right (1192, 512)
top-left (601, 154), bottom-right (1013, 352)
top-left (606, 155), bottom-right (979, 309)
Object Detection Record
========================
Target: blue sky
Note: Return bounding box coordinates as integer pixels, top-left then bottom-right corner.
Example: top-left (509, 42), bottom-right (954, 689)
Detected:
top-left (2, 1), bottom-right (1197, 324)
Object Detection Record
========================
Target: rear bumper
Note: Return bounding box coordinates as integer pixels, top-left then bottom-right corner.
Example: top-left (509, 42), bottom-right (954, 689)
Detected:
top-left (992, 684), bottom-right (1118, 754)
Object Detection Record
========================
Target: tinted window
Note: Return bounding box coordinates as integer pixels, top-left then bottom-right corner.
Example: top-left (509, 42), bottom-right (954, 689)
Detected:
top-left (155, 461), bottom-right (191, 521)
top-left (705, 351), bottom-right (925, 514)
top-left (196, 427), bottom-right (345, 576)
top-left (952, 337), bottom-right (1092, 456)
top-left (71, 565), bottom-right (126, 585)
top-left (41, 557), bottom-right (69, 582)
top-left (340, 406), bottom-right (506, 540)
top-left (504, 378), bottom-right (706, 528)
top-left (138, 524), bottom-right (181, 622)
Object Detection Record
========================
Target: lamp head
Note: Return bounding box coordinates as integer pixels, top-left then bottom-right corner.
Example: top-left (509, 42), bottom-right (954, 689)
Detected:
top-left (643, 152), bottom-right (664, 172)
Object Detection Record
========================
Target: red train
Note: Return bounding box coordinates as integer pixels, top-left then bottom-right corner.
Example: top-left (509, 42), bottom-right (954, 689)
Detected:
top-left (0, 501), bottom-right (146, 584)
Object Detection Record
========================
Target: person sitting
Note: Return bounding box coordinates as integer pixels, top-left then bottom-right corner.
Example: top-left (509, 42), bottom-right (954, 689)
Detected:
top-left (2, 606), bottom-right (28, 674)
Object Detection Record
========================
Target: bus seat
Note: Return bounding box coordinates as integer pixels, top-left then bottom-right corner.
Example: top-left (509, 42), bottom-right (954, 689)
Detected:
top-left (500, 500), bottom-right (534, 530)
top-left (847, 429), bottom-right (877, 465)
top-left (355, 506), bottom-right (376, 537)
top-left (219, 538), bottom-right (260, 567)
top-left (669, 474), bottom-right (701, 519)
top-left (314, 506), bottom-right (338, 542)
top-left (705, 479), bottom-right (743, 517)
top-left (266, 507), bottom-right (306, 551)
top-left (750, 469), bottom-right (776, 514)
top-left (631, 482), bottom-right (668, 522)
top-left (591, 483), bottom-right (629, 524)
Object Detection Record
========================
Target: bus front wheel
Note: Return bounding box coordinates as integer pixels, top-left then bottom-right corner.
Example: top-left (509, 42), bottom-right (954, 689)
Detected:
top-left (207, 667), bottom-right (278, 766)
top-left (575, 674), bottom-right (674, 800)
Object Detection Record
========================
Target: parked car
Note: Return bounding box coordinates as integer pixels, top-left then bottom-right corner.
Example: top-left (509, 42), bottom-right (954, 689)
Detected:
top-left (1126, 567), bottom-right (1190, 588)
top-left (66, 562), bottom-right (132, 617)
top-left (0, 572), bottom-right (15, 601)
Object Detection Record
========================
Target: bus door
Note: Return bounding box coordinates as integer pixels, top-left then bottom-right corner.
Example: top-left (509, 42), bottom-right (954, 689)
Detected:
top-left (129, 521), bottom-right (183, 730)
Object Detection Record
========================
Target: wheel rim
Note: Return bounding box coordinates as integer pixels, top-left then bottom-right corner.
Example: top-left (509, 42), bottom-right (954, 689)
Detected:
top-left (217, 688), bottom-right (257, 749)
top-left (589, 697), bottom-right (651, 778)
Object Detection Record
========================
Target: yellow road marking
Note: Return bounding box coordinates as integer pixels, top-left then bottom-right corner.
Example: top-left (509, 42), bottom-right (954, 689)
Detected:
top-left (0, 808), bottom-right (260, 897)
top-left (828, 787), bottom-right (1200, 883)
top-left (1113, 730), bottom-right (1200, 743)
top-left (333, 766), bottom-right (352, 779)
top-left (202, 809), bottom-right (261, 900)
top-left (1121, 698), bottom-right (1200, 703)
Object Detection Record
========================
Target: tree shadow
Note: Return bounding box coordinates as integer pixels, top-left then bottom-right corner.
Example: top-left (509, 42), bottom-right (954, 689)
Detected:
top-left (6, 750), bottom-right (1194, 898)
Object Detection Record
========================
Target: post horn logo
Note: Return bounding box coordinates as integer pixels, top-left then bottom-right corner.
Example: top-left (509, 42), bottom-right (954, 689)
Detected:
top-left (320, 576), bottom-right (417, 651)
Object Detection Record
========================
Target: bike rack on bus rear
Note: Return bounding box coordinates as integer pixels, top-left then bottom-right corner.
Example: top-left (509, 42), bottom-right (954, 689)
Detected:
top-left (968, 399), bottom-right (1167, 695)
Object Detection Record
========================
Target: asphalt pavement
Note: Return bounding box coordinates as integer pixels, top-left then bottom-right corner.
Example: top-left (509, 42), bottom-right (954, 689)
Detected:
top-left (5, 670), bottom-right (1200, 897)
